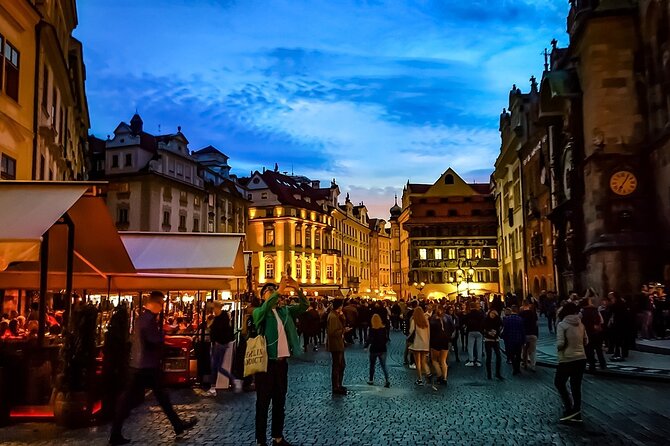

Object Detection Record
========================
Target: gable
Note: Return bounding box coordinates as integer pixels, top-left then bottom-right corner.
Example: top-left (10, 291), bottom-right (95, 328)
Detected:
top-left (424, 168), bottom-right (478, 197)
top-left (247, 172), bottom-right (269, 190)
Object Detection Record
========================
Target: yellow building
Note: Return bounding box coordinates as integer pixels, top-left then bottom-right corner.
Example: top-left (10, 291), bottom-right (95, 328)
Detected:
top-left (332, 195), bottom-right (371, 295)
top-left (34, 0), bottom-right (90, 180)
top-left (369, 218), bottom-right (391, 298)
top-left (0, 1), bottom-right (39, 180)
top-left (243, 169), bottom-right (341, 296)
top-left (0, 0), bottom-right (89, 181)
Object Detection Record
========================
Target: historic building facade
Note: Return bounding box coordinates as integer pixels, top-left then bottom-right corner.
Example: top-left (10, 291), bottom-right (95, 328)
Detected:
top-left (0, 0), bottom-right (89, 181)
top-left (332, 196), bottom-right (371, 295)
top-left (90, 114), bottom-right (239, 235)
top-left (498, 79), bottom-right (557, 298)
top-left (369, 218), bottom-right (392, 297)
top-left (495, 0), bottom-right (670, 296)
top-left (494, 86), bottom-right (527, 296)
top-left (242, 168), bottom-right (342, 295)
top-left (393, 169), bottom-right (499, 301)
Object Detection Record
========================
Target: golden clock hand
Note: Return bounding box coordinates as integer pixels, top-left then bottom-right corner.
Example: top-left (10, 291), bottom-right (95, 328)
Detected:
top-left (619, 175), bottom-right (629, 192)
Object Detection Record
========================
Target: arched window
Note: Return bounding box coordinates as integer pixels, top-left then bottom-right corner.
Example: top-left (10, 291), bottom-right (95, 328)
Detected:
top-left (445, 174), bottom-right (454, 185)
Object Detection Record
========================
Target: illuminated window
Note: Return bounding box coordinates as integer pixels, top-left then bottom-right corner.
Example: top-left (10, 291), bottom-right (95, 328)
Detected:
top-left (466, 249), bottom-right (473, 259)
top-left (306, 263), bottom-right (311, 280)
top-left (327, 265), bottom-right (333, 279)
top-left (265, 260), bottom-right (274, 279)
top-left (491, 248), bottom-right (498, 259)
top-left (473, 248), bottom-right (482, 259)
top-left (295, 260), bottom-right (302, 279)
top-left (434, 249), bottom-right (442, 260)
top-left (448, 248), bottom-right (456, 259)
top-left (419, 249), bottom-right (427, 260)
top-left (295, 227), bottom-right (302, 246)
top-left (316, 263), bottom-right (321, 279)
top-left (264, 227), bottom-right (275, 246)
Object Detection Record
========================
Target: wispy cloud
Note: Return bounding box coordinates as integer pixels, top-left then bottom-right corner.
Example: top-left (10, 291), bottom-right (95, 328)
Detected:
top-left (75, 0), bottom-right (567, 217)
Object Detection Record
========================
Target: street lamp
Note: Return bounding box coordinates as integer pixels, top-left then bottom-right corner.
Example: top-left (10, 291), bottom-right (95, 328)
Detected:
top-left (412, 281), bottom-right (426, 299)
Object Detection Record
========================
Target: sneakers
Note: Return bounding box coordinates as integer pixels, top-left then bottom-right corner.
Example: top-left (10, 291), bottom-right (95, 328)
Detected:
top-left (207, 388), bottom-right (217, 396)
top-left (415, 379), bottom-right (424, 386)
top-left (474, 361), bottom-right (482, 367)
top-left (464, 361), bottom-right (475, 367)
top-left (409, 363), bottom-right (417, 369)
top-left (560, 410), bottom-right (581, 422)
top-left (569, 412), bottom-right (583, 423)
top-left (175, 417), bottom-right (198, 435)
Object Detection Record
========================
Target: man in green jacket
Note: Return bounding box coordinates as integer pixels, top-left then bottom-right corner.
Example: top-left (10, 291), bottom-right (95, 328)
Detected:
top-left (253, 276), bottom-right (308, 446)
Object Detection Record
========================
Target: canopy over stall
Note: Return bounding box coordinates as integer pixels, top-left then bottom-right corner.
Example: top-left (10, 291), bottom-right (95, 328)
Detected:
top-left (0, 181), bottom-right (136, 343)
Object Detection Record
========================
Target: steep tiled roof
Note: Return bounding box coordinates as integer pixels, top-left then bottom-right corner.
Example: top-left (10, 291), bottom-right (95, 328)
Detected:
top-left (407, 183), bottom-right (430, 193)
top-left (470, 183), bottom-right (492, 195)
top-left (260, 170), bottom-right (328, 212)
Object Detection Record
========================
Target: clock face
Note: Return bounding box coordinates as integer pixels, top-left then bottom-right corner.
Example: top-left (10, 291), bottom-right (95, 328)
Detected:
top-left (609, 170), bottom-right (637, 196)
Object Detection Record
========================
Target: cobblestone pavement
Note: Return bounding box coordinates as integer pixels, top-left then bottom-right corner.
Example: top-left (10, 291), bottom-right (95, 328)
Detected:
top-left (535, 323), bottom-right (670, 381)
top-left (2, 331), bottom-right (670, 446)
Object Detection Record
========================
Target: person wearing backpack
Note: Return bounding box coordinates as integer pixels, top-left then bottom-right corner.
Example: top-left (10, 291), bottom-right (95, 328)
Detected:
top-left (428, 305), bottom-right (452, 389)
top-left (580, 297), bottom-right (606, 371)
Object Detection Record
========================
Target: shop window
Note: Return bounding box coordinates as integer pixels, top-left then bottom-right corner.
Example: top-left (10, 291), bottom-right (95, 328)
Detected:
top-left (0, 153), bottom-right (16, 179)
top-left (3, 39), bottom-right (20, 101)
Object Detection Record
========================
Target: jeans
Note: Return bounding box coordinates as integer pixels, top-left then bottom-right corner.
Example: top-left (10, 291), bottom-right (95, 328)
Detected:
top-left (255, 359), bottom-right (288, 443)
top-left (369, 352), bottom-right (389, 383)
top-left (522, 335), bottom-right (537, 369)
top-left (211, 342), bottom-right (235, 385)
top-left (547, 312), bottom-right (556, 333)
top-left (585, 331), bottom-right (606, 368)
top-left (111, 367), bottom-right (182, 438)
top-left (358, 324), bottom-right (368, 344)
top-left (330, 351), bottom-right (346, 391)
top-left (484, 341), bottom-right (501, 378)
top-left (507, 343), bottom-right (523, 374)
top-left (467, 332), bottom-right (483, 362)
top-left (452, 334), bottom-right (460, 361)
top-left (554, 359), bottom-right (586, 412)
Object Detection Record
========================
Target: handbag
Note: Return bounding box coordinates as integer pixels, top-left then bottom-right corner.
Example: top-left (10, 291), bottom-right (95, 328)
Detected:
top-left (244, 332), bottom-right (268, 377)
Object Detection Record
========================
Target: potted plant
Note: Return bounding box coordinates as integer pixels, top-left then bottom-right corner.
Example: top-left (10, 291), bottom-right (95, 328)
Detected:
top-left (100, 303), bottom-right (130, 420)
top-left (53, 303), bottom-right (98, 428)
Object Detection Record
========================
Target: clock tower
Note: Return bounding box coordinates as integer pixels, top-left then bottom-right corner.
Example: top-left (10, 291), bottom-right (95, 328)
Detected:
top-left (542, 0), bottom-right (655, 297)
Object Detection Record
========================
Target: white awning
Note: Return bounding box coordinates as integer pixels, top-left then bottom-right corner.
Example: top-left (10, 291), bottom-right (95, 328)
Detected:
top-left (0, 182), bottom-right (89, 269)
top-left (120, 232), bottom-right (246, 277)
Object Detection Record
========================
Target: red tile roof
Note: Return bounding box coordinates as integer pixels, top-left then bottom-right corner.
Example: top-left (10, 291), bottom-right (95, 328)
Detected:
top-left (259, 170), bottom-right (330, 213)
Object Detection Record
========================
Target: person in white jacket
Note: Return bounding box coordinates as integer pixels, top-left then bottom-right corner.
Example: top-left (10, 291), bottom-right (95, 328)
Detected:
top-left (555, 302), bottom-right (588, 423)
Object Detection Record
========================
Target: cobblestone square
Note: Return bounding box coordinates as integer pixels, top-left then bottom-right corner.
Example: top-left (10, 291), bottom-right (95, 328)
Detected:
top-left (2, 332), bottom-right (670, 446)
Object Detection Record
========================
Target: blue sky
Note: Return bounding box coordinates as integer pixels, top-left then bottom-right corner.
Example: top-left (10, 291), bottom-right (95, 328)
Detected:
top-left (75, 0), bottom-right (566, 218)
